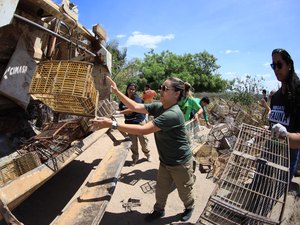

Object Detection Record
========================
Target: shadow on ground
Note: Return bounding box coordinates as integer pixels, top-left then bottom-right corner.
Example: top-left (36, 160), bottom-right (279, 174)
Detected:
top-left (100, 210), bottom-right (194, 225)
top-left (1, 159), bottom-right (101, 225)
top-left (119, 168), bottom-right (158, 186)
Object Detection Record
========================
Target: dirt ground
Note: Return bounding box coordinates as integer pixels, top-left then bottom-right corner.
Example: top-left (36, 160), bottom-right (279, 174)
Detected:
top-left (2, 118), bottom-right (300, 225)
top-left (99, 132), bottom-right (216, 225)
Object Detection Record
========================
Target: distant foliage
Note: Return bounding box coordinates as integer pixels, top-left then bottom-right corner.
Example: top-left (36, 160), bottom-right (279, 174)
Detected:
top-left (105, 40), bottom-right (127, 78)
top-left (140, 50), bottom-right (229, 92)
top-left (227, 75), bottom-right (264, 106)
top-left (105, 43), bottom-right (230, 94)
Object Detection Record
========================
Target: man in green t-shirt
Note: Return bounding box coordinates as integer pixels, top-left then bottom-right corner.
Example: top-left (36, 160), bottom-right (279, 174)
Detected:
top-left (191, 97), bottom-right (210, 127)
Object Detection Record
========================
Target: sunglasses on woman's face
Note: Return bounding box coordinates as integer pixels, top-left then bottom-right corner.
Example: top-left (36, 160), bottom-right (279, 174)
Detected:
top-left (270, 62), bottom-right (283, 70)
top-left (159, 85), bottom-right (174, 92)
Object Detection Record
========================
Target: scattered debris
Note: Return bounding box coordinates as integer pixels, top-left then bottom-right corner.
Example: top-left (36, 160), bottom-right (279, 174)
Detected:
top-left (140, 181), bottom-right (156, 194)
top-left (121, 198), bottom-right (141, 212)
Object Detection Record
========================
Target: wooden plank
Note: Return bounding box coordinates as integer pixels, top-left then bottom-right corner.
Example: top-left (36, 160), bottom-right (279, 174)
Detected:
top-left (50, 141), bottom-right (130, 225)
top-left (0, 129), bottom-right (107, 221)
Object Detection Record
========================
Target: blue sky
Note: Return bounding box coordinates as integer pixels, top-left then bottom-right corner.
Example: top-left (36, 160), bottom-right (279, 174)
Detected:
top-left (54, 0), bottom-right (300, 93)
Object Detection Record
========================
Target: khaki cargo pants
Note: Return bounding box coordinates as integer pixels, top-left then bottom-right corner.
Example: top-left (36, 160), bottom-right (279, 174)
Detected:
top-left (154, 158), bottom-right (195, 212)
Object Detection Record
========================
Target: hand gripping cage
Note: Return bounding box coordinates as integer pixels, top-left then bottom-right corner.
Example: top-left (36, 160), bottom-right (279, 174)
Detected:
top-left (29, 60), bottom-right (100, 117)
top-left (197, 123), bottom-right (290, 225)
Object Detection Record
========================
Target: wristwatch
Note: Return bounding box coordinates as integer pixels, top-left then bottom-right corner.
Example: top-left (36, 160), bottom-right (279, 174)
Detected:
top-left (111, 121), bottom-right (118, 130)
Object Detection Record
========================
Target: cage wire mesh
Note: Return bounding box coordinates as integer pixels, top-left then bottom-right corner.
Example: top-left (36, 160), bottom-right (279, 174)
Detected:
top-left (185, 119), bottom-right (205, 150)
top-left (29, 60), bottom-right (115, 118)
top-left (197, 123), bottom-right (289, 225)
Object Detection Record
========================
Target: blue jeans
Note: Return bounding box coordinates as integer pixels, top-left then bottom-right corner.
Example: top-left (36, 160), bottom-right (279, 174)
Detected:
top-left (290, 149), bottom-right (300, 179)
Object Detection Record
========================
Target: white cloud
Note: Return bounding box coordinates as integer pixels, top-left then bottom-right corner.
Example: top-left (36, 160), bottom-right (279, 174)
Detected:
top-left (116, 34), bottom-right (126, 38)
top-left (224, 49), bottom-right (240, 54)
top-left (125, 31), bottom-right (175, 48)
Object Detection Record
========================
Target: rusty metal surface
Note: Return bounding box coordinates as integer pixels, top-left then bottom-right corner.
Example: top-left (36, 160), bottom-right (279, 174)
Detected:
top-left (19, 120), bottom-right (88, 163)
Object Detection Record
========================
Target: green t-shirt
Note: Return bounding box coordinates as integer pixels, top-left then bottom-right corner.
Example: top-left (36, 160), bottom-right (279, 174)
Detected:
top-left (178, 97), bottom-right (201, 121)
top-left (195, 98), bottom-right (209, 122)
top-left (145, 102), bottom-right (192, 165)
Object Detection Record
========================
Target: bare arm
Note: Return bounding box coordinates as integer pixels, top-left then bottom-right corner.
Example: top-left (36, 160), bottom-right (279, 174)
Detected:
top-left (106, 76), bottom-right (148, 114)
top-left (261, 99), bottom-right (271, 111)
top-left (118, 109), bottom-right (132, 114)
top-left (89, 117), bottom-right (160, 135)
top-left (288, 132), bottom-right (300, 149)
top-left (194, 108), bottom-right (203, 119)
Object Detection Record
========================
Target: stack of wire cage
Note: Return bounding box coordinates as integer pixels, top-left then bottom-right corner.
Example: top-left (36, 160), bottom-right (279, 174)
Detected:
top-left (197, 123), bottom-right (290, 225)
top-left (29, 60), bottom-right (100, 117)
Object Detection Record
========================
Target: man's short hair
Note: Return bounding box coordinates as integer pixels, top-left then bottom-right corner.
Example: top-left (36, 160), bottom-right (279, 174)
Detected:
top-left (201, 97), bottom-right (210, 105)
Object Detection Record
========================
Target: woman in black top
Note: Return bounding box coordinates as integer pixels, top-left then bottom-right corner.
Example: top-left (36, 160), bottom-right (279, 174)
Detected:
top-left (269, 48), bottom-right (300, 179)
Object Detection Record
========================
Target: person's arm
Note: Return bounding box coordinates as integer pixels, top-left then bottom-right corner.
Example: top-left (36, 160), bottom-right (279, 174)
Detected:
top-left (288, 132), bottom-right (300, 149)
top-left (194, 106), bottom-right (211, 127)
top-left (202, 107), bottom-right (209, 123)
top-left (89, 117), bottom-right (160, 135)
top-left (260, 99), bottom-right (270, 120)
top-left (193, 108), bottom-right (203, 121)
top-left (106, 76), bottom-right (148, 114)
top-left (118, 109), bottom-right (132, 114)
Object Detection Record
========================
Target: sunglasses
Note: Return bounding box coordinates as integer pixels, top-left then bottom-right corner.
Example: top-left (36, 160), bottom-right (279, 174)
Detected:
top-left (159, 85), bottom-right (174, 92)
top-left (270, 62), bottom-right (283, 70)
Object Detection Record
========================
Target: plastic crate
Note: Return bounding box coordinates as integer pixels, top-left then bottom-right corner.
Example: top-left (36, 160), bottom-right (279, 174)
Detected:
top-left (29, 60), bottom-right (98, 117)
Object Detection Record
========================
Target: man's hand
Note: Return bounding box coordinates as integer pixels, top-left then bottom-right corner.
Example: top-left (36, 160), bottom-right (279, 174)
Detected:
top-left (106, 76), bottom-right (118, 92)
top-left (271, 123), bottom-right (288, 138)
top-left (89, 117), bottom-right (112, 131)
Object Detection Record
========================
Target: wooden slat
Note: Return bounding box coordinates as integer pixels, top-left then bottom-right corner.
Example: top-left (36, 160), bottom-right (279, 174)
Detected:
top-left (50, 141), bottom-right (130, 225)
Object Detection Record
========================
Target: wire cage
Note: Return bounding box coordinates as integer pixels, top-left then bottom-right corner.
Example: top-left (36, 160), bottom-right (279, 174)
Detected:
top-left (29, 60), bottom-right (98, 117)
top-left (197, 123), bottom-right (290, 225)
top-left (185, 119), bottom-right (203, 150)
top-left (0, 152), bottom-right (42, 186)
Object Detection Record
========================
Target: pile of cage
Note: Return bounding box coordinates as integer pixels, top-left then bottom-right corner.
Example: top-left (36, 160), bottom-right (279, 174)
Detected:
top-left (197, 123), bottom-right (289, 225)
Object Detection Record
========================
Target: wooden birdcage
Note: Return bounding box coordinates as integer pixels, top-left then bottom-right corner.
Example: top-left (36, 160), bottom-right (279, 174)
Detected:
top-left (197, 123), bottom-right (290, 225)
top-left (29, 60), bottom-right (99, 117)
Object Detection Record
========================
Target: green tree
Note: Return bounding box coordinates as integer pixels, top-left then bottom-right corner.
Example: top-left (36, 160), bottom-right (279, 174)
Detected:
top-left (105, 40), bottom-right (127, 78)
top-left (140, 50), bottom-right (229, 92)
top-left (114, 58), bottom-right (145, 93)
top-left (228, 74), bottom-right (265, 107)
